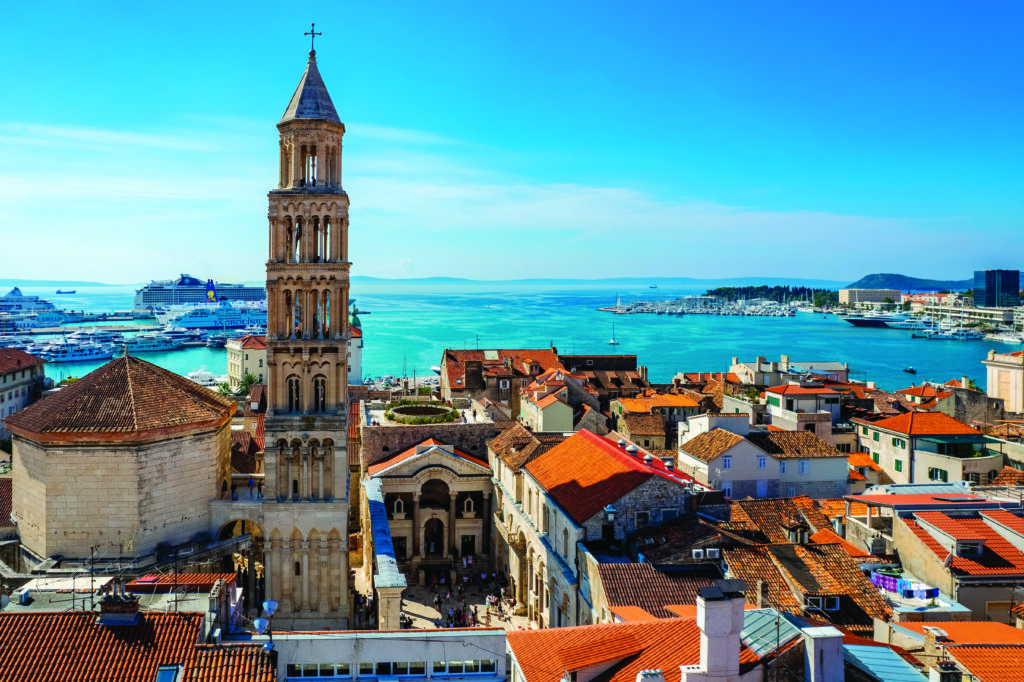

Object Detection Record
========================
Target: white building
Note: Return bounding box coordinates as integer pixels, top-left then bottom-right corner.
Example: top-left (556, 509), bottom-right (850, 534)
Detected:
top-left (225, 334), bottom-right (266, 389)
top-left (348, 326), bottom-right (363, 384)
top-left (984, 349), bottom-right (1024, 414)
top-left (0, 349), bottom-right (46, 440)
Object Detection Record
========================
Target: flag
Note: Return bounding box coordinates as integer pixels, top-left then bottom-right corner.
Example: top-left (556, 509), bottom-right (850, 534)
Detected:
top-left (206, 280), bottom-right (217, 302)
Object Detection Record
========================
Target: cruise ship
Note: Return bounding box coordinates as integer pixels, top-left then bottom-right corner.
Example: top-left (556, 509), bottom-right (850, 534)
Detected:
top-left (158, 300), bottom-right (267, 329)
top-left (0, 287), bottom-right (59, 314)
top-left (133, 274), bottom-right (265, 312)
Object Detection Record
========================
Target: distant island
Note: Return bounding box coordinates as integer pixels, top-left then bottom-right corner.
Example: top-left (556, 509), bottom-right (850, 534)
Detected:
top-left (845, 273), bottom-right (971, 291)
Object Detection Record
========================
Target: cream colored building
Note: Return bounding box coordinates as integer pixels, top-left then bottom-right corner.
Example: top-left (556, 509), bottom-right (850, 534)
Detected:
top-left (7, 356), bottom-right (235, 560)
top-left (0, 349), bottom-right (46, 440)
top-left (839, 288), bottom-right (901, 305)
top-left (984, 349), bottom-right (1024, 413)
top-left (226, 334), bottom-right (267, 389)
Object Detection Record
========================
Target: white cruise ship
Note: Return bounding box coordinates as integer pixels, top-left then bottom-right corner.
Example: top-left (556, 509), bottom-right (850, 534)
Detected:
top-left (134, 274), bottom-right (265, 312)
top-left (0, 287), bottom-right (58, 314)
top-left (158, 300), bottom-right (267, 329)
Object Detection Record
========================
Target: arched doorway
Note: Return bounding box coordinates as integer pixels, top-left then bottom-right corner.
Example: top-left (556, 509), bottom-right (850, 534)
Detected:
top-left (217, 519), bottom-right (265, 614)
top-left (424, 518), bottom-right (444, 557)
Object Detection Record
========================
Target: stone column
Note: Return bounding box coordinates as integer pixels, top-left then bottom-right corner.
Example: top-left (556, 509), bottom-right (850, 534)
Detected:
top-left (301, 540), bottom-right (310, 612)
top-left (319, 542), bottom-right (330, 612)
top-left (281, 541), bottom-right (293, 612)
top-left (412, 493), bottom-right (421, 558)
top-left (264, 539), bottom-right (274, 612)
top-left (448, 493), bottom-right (457, 556)
top-left (315, 146), bottom-right (326, 186)
top-left (482, 492), bottom-right (491, 556)
top-left (292, 142), bottom-right (302, 187)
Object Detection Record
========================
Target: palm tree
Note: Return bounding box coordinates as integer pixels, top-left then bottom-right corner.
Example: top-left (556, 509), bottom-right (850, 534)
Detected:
top-left (239, 372), bottom-right (258, 396)
top-left (217, 382), bottom-right (233, 396)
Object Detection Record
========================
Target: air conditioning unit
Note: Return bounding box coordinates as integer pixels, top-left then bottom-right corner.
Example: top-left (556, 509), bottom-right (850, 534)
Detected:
top-left (691, 549), bottom-right (705, 559)
top-left (16, 588), bottom-right (31, 606)
top-left (705, 548), bottom-right (720, 559)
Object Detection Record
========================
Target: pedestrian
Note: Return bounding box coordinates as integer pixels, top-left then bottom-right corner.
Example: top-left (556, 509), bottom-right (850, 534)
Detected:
top-left (256, 479), bottom-right (263, 498)
top-left (248, 476), bottom-right (255, 497)
top-left (468, 554), bottom-right (473, 568)
top-left (462, 556), bottom-right (467, 569)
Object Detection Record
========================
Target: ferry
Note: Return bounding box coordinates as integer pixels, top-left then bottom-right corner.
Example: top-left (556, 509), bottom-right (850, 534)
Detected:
top-left (157, 300), bottom-right (267, 329)
top-left (0, 287), bottom-right (59, 314)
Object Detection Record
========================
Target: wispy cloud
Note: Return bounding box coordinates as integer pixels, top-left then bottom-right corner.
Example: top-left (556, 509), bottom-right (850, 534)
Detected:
top-left (0, 117), bottom-right (962, 281)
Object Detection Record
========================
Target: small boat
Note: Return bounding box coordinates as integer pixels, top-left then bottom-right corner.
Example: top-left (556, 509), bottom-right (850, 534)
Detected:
top-left (608, 323), bottom-right (620, 345)
top-left (903, 367), bottom-right (917, 374)
top-left (55, 289), bottom-right (76, 294)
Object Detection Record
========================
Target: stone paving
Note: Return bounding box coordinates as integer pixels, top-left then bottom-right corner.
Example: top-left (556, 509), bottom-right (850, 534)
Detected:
top-left (398, 578), bottom-right (536, 632)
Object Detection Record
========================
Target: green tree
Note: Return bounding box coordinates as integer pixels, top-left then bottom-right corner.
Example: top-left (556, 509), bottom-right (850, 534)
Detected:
top-left (239, 372), bottom-right (258, 396)
top-left (217, 382), bottom-right (233, 396)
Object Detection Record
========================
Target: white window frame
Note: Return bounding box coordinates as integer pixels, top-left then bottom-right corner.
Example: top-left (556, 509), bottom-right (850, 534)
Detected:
top-left (758, 456), bottom-right (767, 469)
top-left (722, 456), bottom-right (732, 470)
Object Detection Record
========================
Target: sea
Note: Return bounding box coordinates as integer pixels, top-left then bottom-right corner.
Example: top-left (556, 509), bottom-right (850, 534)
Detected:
top-left (10, 281), bottom-right (1020, 392)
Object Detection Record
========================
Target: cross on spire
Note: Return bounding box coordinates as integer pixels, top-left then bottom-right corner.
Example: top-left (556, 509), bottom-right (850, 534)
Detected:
top-left (305, 22), bottom-right (322, 52)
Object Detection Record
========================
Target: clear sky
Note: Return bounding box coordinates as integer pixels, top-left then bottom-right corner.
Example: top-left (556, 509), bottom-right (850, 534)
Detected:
top-left (2, 1), bottom-right (1022, 283)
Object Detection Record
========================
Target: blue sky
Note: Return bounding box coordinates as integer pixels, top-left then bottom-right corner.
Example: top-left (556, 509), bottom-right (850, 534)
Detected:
top-left (2, 1), bottom-right (1022, 282)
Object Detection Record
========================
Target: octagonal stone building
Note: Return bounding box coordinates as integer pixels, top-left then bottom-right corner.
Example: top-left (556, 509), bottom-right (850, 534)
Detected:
top-left (7, 355), bottom-right (236, 561)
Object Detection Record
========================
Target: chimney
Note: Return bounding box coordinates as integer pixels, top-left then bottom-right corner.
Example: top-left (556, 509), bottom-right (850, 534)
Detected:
top-left (832, 516), bottom-right (845, 538)
top-left (731, 357), bottom-right (739, 367)
top-left (679, 581), bottom-right (746, 682)
top-left (98, 593), bottom-right (141, 626)
top-left (780, 354), bottom-right (790, 370)
top-left (866, 381), bottom-right (876, 390)
top-left (802, 626), bottom-right (844, 682)
top-left (756, 580), bottom-right (766, 608)
top-left (961, 376), bottom-right (970, 390)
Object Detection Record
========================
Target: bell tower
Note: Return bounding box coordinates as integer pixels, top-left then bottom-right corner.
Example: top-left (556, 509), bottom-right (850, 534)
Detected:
top-left (262, 40), bottom-right (351, 629)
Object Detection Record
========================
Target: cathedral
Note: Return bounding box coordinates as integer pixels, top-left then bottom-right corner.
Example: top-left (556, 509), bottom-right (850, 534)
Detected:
top-left (259, 45), bottom-right (353, 629)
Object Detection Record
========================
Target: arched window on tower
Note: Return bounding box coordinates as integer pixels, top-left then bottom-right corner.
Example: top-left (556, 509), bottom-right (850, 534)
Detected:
top-left (313, 376), bottom-right (327, 413)
top-left (282, 291), bottom-right (293, 339)
top-left (322, 218), bottom-right (331, 261)
top-left (287, 375), bottom-right (302, 412)
top-left (285, 224), bottom-right (293, 263)
top-left (321, 290), bottom-right (331, 339)
top-left (293, 220), bottom-right (303, 263)
top-left (311, 217), bottom-right (320, 263)
top-left (310, 290), bottom-right (320, 340)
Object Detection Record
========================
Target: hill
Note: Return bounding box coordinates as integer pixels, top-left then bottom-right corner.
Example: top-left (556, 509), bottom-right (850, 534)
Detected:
top-left (845, 273), bottom-right (971, 291)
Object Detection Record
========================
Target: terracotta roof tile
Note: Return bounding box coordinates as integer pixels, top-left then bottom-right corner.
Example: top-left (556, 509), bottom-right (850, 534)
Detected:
top-left (680, 372), bottom-right (741, 384)
top-left (0, 478), bottom-right (11, 527)
top-left (230, 431), bottom-right (260, 474)
top-left (854, 411), bottom-right (980, 436)
top-left (723, 543), bottom-right (889, 632)
top-left (896, 385), bottom-right (944, 398)
top-left (948, 645), bottom-right (1024, 682)
top-left (236, 335), bottom-right (266, 350)
top-left (766, 384), bottom-right (839, 395)
top-left (0, 611), bottom-right (204, 682)
top-left (368, 438), bottom-right (489, 476)
top-left (5, 356), bottom-right (235, 441)
top-left (848, 452), bottom-right (882, 472)
top-left (526, 430), bottom-right (696, 525)
top-left (746, 431), bottom-right (846, 459)
top-left (902, 516), bottom-right (1024, 576)
top-left (679, 428), bottom-right (744, 462)
top-left (626, 513), bottom-right (721, 563)
top-left (0, 348), bottom-right (45, 374)
top-left (488, 422), bottom-right (567, 472)
top-left (896, 620), bottom-right (1024, 645)
top-left (608, 606), bottom-right (660, 622)
top-left (809, 528), bottom-right (872, 558)
top-left (598, 564), bottom-right (720, 618)
top-left (980, 509), bottom-right (1024, 536)
top-left (915, 511), bottom-right (987, 541)
top-left (127, 573), bottom-right (236, 593)
top-left (617, 393), bottom-right (700, 412)
top-left (622, 413), bottom-right (665, 436)
top-left (722, 497), bottom-right (831, 543)
top-left (507, 618), bottom-right (761, 682)
top-left (190, 644), bottom-right (276, 682)
top-left (991, 466), bottom-right (1024, 486)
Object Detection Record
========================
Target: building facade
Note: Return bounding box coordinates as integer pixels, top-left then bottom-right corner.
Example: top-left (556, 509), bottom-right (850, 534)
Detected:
top-left (984, 349), bottom-right (1024, 414)
top-left (974, 269), bottom-right (1020, 308)
top-left (839, 288), bottom-right (902, 306)
top-left (260, 47), bottom-right (352, 629)
top-left (0, 349), bottom-right (46, 440)
top-left (226, 335), bottom-right (267, 389)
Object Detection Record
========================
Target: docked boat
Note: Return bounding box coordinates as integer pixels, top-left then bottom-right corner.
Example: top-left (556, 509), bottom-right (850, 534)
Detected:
top-left (186, 369), bottom-right (228, 387)
top-left (842, 312), bottom-right (913, 328)
top-left (40, 342), bottom-right (115, 363)
top-left (121, 333), bottom-right (183, 353)
top-left (885, 317), bottom-right (937, 330)
top-left (158, 300), bottom-right (267, 329)
top-left (65, 328), bottom-right (126, 346)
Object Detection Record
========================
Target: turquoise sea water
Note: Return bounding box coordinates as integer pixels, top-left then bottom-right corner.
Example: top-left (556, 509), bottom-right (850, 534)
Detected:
top-left (13, 282), bottom-right (1020, 392)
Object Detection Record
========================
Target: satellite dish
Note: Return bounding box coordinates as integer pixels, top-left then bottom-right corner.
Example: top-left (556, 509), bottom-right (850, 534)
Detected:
top-left (254, 618), bottom-right (270, 634)
top-left (262, 600), bottom-right (278, 617)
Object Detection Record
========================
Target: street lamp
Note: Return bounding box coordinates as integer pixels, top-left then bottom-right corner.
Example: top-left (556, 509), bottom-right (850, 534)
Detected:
top-left (261, 600), bottom-right (278, 645)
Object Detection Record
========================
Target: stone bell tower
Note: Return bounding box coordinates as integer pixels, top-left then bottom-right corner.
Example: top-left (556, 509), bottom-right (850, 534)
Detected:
top-left (262, 43), bottom-right (351, 629)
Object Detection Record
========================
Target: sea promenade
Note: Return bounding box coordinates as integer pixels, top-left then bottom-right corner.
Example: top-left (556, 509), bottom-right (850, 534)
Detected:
top-left (15, 281), bottom-right (1019, 391)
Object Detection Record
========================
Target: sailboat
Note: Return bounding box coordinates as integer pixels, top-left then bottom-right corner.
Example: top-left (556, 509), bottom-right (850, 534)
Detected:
top-left (608, 322), bottom-right (620, 345)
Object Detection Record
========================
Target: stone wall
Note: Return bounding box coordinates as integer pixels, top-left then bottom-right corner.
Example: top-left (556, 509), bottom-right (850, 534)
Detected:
top-left (579, 476), bottom-right (691, 542)
top-left (361, 421), bottom-right (498, 468)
